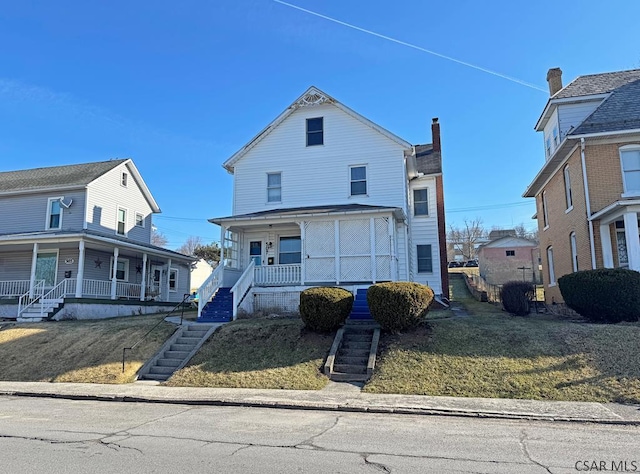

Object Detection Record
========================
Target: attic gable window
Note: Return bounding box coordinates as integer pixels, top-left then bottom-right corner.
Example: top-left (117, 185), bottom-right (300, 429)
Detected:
top-left (121, 172), bottom-right (128, 187)
top-left (306, 117), bottom-right (323, 146)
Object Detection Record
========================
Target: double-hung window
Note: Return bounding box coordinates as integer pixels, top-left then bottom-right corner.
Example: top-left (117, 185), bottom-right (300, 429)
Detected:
top-left (542, 191), bottom-right (549, 228)
top-left (306, 117), bottom-right (323, 146)
top-left (46, 198), bottom-right (62, 230)
top-left (169, 268), bottom-right (178, 292)
top-left (350, 166), bottom-right (367, 196)
top-left (564, 166), bottom-right (573, 210)
top-left (413, 189), bottom-right (428, 216)
top-left (267, 173), bottom-right (282, 203)
top-left (570, 232), bottom-right (578, 272)
top-left (117, 208), bottom-right (127, 236)
top-left (417, 245), bottom-right (433, 273)
top-left (135, 213), bottom-right (145, 227)
top-left (547, 246), bottom-right (556, 285)
top-left (620, 146), bottom-right (640, 196)
top-left (110, 257), bottom-right (129, 281)
top-left (279, 237), bottom-right (301, 264)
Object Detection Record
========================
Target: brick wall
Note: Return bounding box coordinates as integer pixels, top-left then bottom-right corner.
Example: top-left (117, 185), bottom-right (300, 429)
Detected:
top-left (477, 246), bottom-right (539, 285)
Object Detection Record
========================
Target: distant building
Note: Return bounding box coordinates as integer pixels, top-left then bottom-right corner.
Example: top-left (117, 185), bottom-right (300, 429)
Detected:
top-left (477, 234), bottom-right (541, 285)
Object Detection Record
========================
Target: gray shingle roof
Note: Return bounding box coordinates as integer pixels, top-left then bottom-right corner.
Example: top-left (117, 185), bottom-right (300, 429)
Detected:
top-left (414, 144), bottom-right (442, 174)
top-left (571, 79), bottom-right (640, 135)
top-left (553, 69), bottom-right (640, 99)
top-left (0, 159), bottom-right (128, 193)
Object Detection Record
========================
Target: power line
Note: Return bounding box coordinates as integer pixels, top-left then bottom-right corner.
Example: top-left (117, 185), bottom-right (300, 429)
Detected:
top-left (447, 201), bottom-right (533, 213)
top-left (273, 0), bottom-right (547, 93)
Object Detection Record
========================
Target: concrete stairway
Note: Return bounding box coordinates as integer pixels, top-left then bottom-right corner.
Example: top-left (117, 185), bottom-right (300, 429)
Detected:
top-left (138, 323), bottom-right (220, 382)
top-left (17, 298), bottom-right (63, 322)
top-left (325, 322), bottom-right (380, 382)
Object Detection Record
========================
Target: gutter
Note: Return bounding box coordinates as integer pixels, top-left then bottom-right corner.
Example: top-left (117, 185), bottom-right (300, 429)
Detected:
top-left (570, 128), bottom-right (640, 139)
top-left (580, 138), bottom-right (597, 269)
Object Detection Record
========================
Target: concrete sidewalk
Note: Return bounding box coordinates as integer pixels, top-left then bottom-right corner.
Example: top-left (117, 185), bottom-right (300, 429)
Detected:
top-left (1, 381), bottom-right (639, 425)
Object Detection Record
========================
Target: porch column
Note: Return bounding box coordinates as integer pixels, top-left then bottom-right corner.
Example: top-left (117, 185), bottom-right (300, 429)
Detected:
top-left (165, 258), bottom-right (172, 301)
top-left (334, 220), bottom-right (340, 284)
top-left (298, 221), bottom-right (305, 285)
top-left (75, 240), bottom-right (85, 297)
top-left (370, 218), bottom-right (377, 283)
top-left (29, 243), bottom-right (39, 298)
top-left (139, 253), bottom-right (147, 301)
top-left (219, 225), bottom-right (226, 284)
top-left (111, 247), bottom-right (119, 300)
top-left (600, 223), bottom-right (614, 268)
top-left (389, 217), bottom-right (397, 279)
top-left (623, 212), bottom-right (640, 271)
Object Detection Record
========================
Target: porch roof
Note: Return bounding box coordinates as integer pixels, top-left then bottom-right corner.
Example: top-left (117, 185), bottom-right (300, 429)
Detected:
top-left (0, 229), bottom-right (194, 262)
top-left (209, 204), bottom-right (405, 226)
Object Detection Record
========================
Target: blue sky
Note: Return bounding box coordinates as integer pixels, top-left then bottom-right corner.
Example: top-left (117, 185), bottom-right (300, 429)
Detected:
top-left (1, 1), bottom-right (639, 248)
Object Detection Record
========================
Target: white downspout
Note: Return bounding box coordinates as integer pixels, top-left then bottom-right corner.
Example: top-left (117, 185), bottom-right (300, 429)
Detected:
top-left (580, 138), bottom-right (597, 269)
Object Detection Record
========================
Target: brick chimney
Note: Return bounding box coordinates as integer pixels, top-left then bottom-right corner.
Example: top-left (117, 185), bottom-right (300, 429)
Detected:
top-left (431, 117), bottom-right (441, 153)
top-left (546, 68), bottom-right (563, 96)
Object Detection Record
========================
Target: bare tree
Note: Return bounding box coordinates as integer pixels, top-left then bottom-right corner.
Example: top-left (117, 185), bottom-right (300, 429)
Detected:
top-left (176, 236), bottom-right (203, 255)
top-left (514, 223), bottom-right (539, 242)
top-left (447, 218), bottom-right (487, 261)
top-left (151, 228), bottom-right (169, 248)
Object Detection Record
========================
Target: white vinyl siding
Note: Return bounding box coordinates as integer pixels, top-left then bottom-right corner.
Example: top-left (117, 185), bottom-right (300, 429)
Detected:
top-left (232, 104), bottom-right (408, 215)
top-left (557, 101), bottom-right (600, 138)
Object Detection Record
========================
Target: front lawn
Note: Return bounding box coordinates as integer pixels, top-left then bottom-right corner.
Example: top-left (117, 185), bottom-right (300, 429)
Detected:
top-left (166, 318), bottom-right (333, 390)
top-left (364, 276), bottom-right (640, 403)
top-left (0, 315), bottom-right (176, 383)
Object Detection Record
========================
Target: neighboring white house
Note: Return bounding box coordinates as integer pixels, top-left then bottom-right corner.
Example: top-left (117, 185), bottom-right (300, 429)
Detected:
top-left (190, 259), bottom-right (215, 293)
top-left (0, 159), bottom-right (194, 321)
top-left (199, 87), bottom-right (448, 318)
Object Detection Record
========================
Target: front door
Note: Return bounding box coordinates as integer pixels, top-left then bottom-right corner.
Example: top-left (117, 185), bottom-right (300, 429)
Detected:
top-left (35, 251), bottom-right (58, 289)
top-left (249, 241), bottom-right (263, 266)
top-left (149, 265), bottom-right (162, 297)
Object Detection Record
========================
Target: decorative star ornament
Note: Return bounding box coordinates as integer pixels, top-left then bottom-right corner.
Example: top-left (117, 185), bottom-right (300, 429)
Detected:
top-left (94, 258), bottom-right (102, 268)
top-left (136, 264), bottom-right (142, 274)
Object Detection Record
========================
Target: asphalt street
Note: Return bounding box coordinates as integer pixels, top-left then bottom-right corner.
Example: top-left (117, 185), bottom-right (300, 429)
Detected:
top-left (1, 396), bottom-right (639, 473)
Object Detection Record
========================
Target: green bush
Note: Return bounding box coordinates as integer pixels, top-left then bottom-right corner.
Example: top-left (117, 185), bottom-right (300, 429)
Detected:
top-left (500, 281), bottom-right (534, 316)
top-left (367, 282), bottom-right (434, 331)
top-left (558, 268), bottom-right (640, 323)
top-left (299, 287), bottom-right (354, 332)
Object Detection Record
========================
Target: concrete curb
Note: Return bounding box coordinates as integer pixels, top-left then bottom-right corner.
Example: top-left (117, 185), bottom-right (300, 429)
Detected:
top-left (1, 383), bottom-right (639, 426)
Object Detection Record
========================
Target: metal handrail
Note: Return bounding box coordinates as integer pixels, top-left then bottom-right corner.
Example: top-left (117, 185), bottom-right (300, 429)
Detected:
top-left (121, 293), bottom-right (193, 372)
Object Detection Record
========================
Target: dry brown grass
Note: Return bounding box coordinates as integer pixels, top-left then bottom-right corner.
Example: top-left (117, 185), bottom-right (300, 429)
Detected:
top-left (0, 315), bottom-right (176, 383)
top-left (167, 318), bottom-right (332, 390)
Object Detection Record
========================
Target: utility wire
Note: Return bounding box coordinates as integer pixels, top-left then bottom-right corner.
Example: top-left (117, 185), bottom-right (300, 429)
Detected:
top-left (273, 0), bottom-right (547, 93)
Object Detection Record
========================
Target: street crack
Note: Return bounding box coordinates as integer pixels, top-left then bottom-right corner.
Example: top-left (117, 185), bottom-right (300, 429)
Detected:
top-left (363, 454), bottom-right (392, 473)
top-left (519, 429), bottom-right (552, 473)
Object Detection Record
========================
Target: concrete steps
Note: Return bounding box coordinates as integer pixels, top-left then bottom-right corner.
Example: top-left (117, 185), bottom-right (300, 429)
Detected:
top-left (138, 323), bottom-right (221, 382)
top-left (325, 322), bottom-right (381, 383)
top-left (17, 298), bottom-right (64, 322)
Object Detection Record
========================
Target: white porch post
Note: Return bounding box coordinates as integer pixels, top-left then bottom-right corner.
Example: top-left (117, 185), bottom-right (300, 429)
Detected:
top-left (299, 221), bottom-right (305, 285)
top-left (166, 258), bottom-right (172, 301)
top-left (389, 217), bottom-right (397, 280)
top-left (370, 218), bottom-right (377, 283)
top-left (75, 240), bottom-right (85, 297)
top-left (623, 212), bottom-right (640, 271)
top-left (334, 220), bottom-right (340, 285)
top-left (219, 225), bottom-right (226, 284)
top-left (29, 243), bottom-right (39, 298)
top-left (111, 247), bottom-right (119, 300)
top-left (600, 224), bottom-right (614, 268)
top-left (139, 253), bottom-right (147, 301)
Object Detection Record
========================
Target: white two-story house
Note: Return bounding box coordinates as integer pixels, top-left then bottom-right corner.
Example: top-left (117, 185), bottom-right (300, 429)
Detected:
top-left (0, 159), bottom-right (193, 321)
top-left (198, 87), bottom-right (448, 321)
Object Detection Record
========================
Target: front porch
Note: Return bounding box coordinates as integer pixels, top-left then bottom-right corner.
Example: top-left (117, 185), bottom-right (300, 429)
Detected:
top-left (593, 205), bottom-right (640, 271)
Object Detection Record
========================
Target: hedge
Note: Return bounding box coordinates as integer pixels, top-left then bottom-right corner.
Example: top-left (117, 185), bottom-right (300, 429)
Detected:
top-left (299, 287), bottom-right (354, 332)
top-left (500, 281), bottom-right (534, 316)
top-left (367, 282), bottom-right (434, 331)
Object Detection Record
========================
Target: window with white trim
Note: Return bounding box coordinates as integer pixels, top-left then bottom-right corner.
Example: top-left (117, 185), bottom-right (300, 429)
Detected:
top-left (117, 208), bottom-right (127, 236)
top-left (279, 236), bottom-right (301, 264)
top-left (121, 172), bottom-right (128, 187)
top-left (547, 246), bottom-right (555, 285)
top-left (417, 245), bottom-right (433, 273)
top-left (267, 173), bottom-right (281, 203)
top-left (570, 232), bottom-right (578, 272)
top-left (620, 146), bottom-right (640, 195)
top-left (413, 189), bottom-right (428, 216)
top-left (564, 165), bottom-right (573, 210)
top-left (542, 191), bottom-right (549, 228)
top-left (169, 268), bottom-right (178, 292)
top-left (306, 117), bottom-right (323, 146)
top-left (545, 137), bottom-right (552, 158)
top-left (350, 166), bottom-right (367, 196)
top-left (46, 197), bottom-right (63, 230)
top-left (109, 257), bottom-right (130, 281)
top-left (135, 212), bottom-right (145, 227)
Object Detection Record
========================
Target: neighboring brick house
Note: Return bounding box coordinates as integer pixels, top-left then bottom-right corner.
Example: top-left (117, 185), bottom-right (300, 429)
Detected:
top-left (524, 68), bottom-right (640, 303)
top-left (477, 232), bottom-right (540, 285)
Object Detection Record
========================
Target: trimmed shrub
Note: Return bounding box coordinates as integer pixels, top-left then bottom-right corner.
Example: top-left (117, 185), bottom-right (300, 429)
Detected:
top-left (367, 282), bottom-right (434, 331)
top-left (500, 281), bottom-right (534, 316)
top-left (558, 268), bottom-right (640, 323)
top-left (299, 287), bottom-right (354, 332)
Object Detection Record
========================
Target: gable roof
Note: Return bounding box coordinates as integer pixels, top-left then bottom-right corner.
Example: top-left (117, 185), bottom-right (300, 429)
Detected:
top-left (0, 159), bottom-right (161, 212)
top-left (0, 159), bottom-right (127, 194)
top-left (222, 86), bottom-right (412, 173)
top-left (552, 69), bottom-right (640, 99)
top-left (479, 235), bottom-right (537, 249)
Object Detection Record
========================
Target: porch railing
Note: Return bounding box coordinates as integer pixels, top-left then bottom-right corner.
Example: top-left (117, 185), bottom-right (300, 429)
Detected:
top-left (254, 264), bottom-right (301, 286)
top-left (0, 280), bottom-right (40, 298)
top-left (82, 279), bottom-right (112, 298)
top-left (231, 260), bottom-right (255, 319)
top-left (18, 279), bottom-right (73, 319)
top-left (197, 264), bottom-right (224, 317)
top-left (17, 280), bottom-right (45, 317)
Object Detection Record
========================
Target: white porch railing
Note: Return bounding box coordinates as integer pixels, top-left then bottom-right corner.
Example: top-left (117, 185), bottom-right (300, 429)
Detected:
top-left (18, 279), bottom-right (74, 319)
top-left (116, 281), bottom-right (144, 299)
top-left (82, 279), bottom-right (112, 298)
top-left (17, 280), bottom-right (45, 317)
top-left (231, 261), bottom-right (255, 320)
top-left (254, 264), bottom-right (301, 286)
top-left (0, 280), bottom-right (41, 298)
top-left (197, 264), bottom-right (224, 317)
